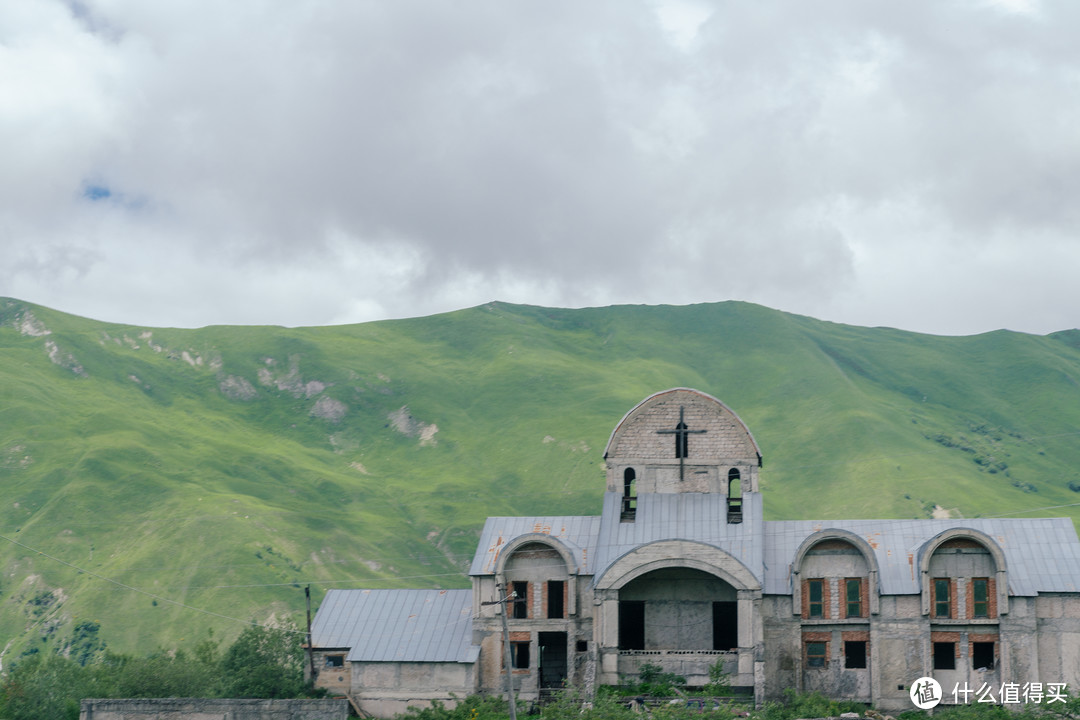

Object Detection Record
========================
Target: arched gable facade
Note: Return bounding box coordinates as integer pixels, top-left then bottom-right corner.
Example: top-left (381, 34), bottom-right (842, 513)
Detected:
top-left (918, 527), bottom-right (1009, 617)
top-left (495, 534), bottom-right (581, 617)
top-left (603, 388), bottom-right (762, 496)
top-left (791, 529), bottom-right (881, 616)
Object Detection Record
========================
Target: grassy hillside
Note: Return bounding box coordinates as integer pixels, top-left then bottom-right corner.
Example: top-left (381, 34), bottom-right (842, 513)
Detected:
top-left (2, 297), bottom-right (1080, 661)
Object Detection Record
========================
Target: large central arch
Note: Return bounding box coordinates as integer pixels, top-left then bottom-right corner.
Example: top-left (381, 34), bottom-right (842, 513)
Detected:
top-left (595, 539), bottom-right (761, 593)
top-left (593, 541), bottom-right (763, 695)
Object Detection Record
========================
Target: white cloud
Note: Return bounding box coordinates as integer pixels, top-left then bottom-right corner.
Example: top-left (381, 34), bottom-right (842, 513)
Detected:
top-left (2, 0), bottom-right (1079, 334)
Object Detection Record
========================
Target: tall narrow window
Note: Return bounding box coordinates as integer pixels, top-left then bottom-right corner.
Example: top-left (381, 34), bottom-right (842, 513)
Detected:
top-left (547, 580), bottom-right (565, 619)
top-left (806, 641), bottom-right (827, 668)
top-left (675, 420), bottom-right (689, 458)
top-left (512, 581), bottom-right (529, 619)
top-left (511, 641), bottom-right (530, 669)
top-left (934, 578), bottom-right (951, 619)
top-left (727, 468), bottom-right (743, 524)
top-left (622, 468), bottom-right (637, 521)
top-left (972, 578), bottom-right (989, 618)
top-left (846, 578), bottom-right (863, 618)
top-left (808, 579), bottom-right (824, 618)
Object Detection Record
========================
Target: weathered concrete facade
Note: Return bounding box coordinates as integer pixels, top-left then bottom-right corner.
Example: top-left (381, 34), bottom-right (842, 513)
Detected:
top-left (315, 388), bottom-right (1080, 716)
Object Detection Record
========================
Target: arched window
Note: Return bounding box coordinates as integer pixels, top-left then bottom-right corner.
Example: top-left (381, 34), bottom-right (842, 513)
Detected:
top-left (727, 468), bottom-right (742, 523)
top-left (727, 468), bottom-right (742, 497)
top-left (675, 421), bottom-right (689, 458)
top-left (622, 468), bottom-right (637, 522)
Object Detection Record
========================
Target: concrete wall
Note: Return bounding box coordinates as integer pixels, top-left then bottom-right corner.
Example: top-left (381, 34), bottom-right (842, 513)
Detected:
top-left (312, 649), bottom-right (351, 694)
top-left (350, 661), bottom-right (476, 717)
top-left (619, 567), bottom-right (736, 649)
top-left (80, 699), bottom-right (347, 720)
top-left (1036, 593), bottom-right (1080, 687)
top-left (757, 588), bottom-right (1080, 713)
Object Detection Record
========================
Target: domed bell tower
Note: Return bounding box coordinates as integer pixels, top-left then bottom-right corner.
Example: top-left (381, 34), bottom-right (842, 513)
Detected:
top-left (602, 388), bottom-right (762, 521)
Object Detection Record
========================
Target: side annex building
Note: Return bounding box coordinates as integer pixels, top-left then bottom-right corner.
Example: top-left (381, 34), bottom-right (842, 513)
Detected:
top-left (310, 388), bottom-right (1080, 716)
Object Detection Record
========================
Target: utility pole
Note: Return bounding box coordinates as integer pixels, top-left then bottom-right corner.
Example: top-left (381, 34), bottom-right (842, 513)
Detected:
top-left (482, 584), bottom-right (519, 720)
top-left (305, 585), bottom-right (316, 684)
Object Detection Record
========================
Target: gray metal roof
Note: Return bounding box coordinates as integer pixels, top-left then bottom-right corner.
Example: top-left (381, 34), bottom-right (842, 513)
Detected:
top-left (762, 517), bottom-right (1080, 596)
top-left (469, 515), bottom-right (601, 575)
top-left (466, 494), bottom-right (1080, 599)
top-left (591, 491), bottom-right (765, 586)
top-left (311, 589), bottom-right (479, 663)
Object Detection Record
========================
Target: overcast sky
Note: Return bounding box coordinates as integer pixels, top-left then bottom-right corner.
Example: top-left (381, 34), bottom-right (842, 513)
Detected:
top-left (2, 0), bottom-right (1078, 336)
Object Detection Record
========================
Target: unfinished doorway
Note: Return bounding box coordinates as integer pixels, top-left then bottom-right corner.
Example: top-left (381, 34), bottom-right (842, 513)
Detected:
top-left (619, 601), bottom-right (646, 650)
top-left (619, 568), bottom-right (738, 650)
top-left (712, 602), bottom-right (738, 651)
top-left (539, 632), bottom-right (568, 688)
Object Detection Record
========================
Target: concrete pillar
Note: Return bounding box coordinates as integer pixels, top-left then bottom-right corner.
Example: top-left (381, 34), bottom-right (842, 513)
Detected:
top-left (597, 591), bottom-right (619, 648)
top-left (737, 589), bottom-right (755, 649)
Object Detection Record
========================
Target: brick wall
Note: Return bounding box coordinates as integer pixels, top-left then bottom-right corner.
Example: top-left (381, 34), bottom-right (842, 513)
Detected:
top-left (607, 393), bottom-right (758, 463)
top-left (931, 631), bottom-right (962, 658)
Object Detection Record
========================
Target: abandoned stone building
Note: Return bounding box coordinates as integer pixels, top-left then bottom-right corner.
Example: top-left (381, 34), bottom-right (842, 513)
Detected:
top-left (310, 388), bottom-right (1080, 716)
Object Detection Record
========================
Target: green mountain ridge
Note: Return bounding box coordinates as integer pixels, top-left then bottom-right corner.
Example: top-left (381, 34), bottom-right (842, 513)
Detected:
top-left (2, 297), bottom-right (1080, 662)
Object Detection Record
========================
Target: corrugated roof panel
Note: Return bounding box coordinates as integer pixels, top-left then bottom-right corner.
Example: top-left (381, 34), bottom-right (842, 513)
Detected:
top-left (761, 517), bottom-right (1080, 597)
top-left (590, 492), bottom-right (765, 587)
top-left (311, 589), bottom-right (477, 663)
top-left (469, 515), bottom-right (600, 575)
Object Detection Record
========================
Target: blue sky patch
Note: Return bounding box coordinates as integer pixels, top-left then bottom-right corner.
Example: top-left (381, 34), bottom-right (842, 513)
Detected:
top-left (83, 184), bottom-right (112, 201)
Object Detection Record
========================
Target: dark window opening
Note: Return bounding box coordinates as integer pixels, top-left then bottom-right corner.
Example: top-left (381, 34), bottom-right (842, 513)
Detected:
top-left (846, 578), bottom-right (863, 618)
top-left (576, 640), bottom-right (588, 652)
top-left (511, 641), bottom-right (530, 669)
top-left (933, 642), bottom-right (956, 670)
top-left (972, 578), bottom-right (989, 618)
top-left (844, 641), bottom-right (867, 669)
top-left (622, 468), bottom-right (637, 521)
top-left (547, 580), bottom-right (565, 618)
top-left (806, 641), bottom-right (827, 668)
top-left (619, 600), bottom-right (645, 650)
top-left (972, 642), bottom-right (995, 670)
top-left (934, 578), bottom-right (951, 618)
top-left (808, 579), bottom-right (824, 618)
top-left (538, 632), bottom-right (567, 688)
top-left (325, 654), bottom-right (345, 668)
top-left (727, 469), bottom-right (743, 523)
top-left (675, 421), bottom-right (689, 458)
top-left (712, 601), bottom-right (738, 651)
top-left (512, 581), bottom-right (529, 619)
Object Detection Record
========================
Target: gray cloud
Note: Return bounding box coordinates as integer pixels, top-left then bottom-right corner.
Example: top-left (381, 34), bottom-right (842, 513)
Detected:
top-left (1, 0), bottom-right (1078, 334)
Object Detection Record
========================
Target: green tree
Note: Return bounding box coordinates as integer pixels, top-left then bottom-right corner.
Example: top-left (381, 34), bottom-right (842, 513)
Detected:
top-left (0, 653), bottom-right (92, 720)
top-left (219, 624), bottom-right (307, 698)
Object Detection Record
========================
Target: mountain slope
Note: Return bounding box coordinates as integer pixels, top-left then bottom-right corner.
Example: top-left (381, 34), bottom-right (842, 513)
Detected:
top-left (2, 297), bottom-right (1079, 659)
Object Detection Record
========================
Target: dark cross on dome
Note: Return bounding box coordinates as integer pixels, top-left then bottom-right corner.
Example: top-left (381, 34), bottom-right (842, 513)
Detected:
top-left (656, 406), bottom-right (706, 480)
